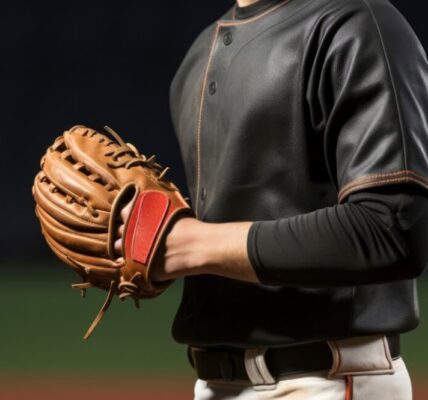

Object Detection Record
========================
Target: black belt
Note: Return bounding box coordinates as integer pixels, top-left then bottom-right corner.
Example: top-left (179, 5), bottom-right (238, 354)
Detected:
top-left (188, 335), bottom-right (400, 382)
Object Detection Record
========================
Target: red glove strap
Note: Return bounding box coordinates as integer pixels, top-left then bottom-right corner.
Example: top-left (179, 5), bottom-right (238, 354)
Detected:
top-left (125, 191), bottom-right (170, 265)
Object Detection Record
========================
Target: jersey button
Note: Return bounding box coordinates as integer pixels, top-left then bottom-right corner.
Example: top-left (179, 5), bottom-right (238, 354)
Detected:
top-left (208, 81), bottom-right (217, 95)
top-left (201, 187), bottom-right (207, 201)
top-left (223, 31), bottom-right (233, 46)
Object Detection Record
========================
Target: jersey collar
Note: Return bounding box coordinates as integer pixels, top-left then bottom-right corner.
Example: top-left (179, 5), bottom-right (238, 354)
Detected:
top-left (233, 0), bottom-right (285, 19)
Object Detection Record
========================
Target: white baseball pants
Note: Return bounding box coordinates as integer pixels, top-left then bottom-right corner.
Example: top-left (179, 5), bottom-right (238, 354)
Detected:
top-left (193, 336), bottom-right (412, 400)
top-left (194, 357), bottom-right (411, 400)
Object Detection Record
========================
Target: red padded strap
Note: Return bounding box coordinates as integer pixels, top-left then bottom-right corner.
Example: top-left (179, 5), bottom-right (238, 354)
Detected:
top-left (125, 191), bottom-right (170, 265)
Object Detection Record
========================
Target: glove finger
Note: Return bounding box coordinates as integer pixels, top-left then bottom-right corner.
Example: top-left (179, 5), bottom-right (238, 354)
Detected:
top-left (37, 205), bottom-right (108, 255)
top-left (65, 126), bottom-right (166, 192)
top-left (114, 237), bottom-right (123, 256)
top-left (33, 171), bottom-right (109, 230)
top-left (64, 126), bottom-right (121, 188)
top-left (43, 136), bottom-right (115, 211)
top-left (42, 228), bottom-right (121, 281)
top-left (112, 222), bottom-right (125, 256)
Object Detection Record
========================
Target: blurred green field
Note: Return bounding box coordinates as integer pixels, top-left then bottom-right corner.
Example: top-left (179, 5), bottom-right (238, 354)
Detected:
top-left (0, 262), bottom-right (427, 382)
top-left (0, 263), bottom-right (191, 379)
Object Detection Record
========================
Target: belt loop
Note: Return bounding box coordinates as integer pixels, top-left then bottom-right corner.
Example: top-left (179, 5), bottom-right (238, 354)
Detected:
top-left (327, 335), bottom-right (395, 378)
top-left (244, 348), bottom-right (277, 389)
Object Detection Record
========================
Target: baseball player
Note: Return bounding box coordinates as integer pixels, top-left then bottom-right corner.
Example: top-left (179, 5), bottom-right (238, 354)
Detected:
top-left (118, 0), bottom-right (428, 398)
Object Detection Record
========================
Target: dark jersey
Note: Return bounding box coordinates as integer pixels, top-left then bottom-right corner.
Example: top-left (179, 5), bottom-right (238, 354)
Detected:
top-left (169, 0), bottom-right (428, 347)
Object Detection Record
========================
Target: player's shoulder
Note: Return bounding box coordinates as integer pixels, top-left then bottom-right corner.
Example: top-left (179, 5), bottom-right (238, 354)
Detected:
top-left (306, 0), bottom-right (416, 43)
top-left (312, 0), bottom-right (400, 17)
top-left (314, 0), bottom-right (409, 28)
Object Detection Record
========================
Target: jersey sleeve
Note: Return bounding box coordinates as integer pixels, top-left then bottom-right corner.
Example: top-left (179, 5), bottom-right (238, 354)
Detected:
top-left (307, 0), bottom-right (428, 203)
top-left (247, 186), bottom-right (428, 287)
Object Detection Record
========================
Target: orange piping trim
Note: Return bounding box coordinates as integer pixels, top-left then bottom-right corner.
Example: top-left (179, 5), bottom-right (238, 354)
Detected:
top-left (338, 170), bottom-right (428, 202)
top-left (195, 24), bottom-right (220, 216)
top-left (195, 0), bottom-right (293, 216)
top-left (345, 376), bottom-right (353, 400)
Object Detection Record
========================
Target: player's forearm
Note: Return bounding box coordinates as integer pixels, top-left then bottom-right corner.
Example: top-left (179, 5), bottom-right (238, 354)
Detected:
top-left (162, 187), bottom-right (428, 287)
top-left (248, 188), bottom-right (428, 287)
top-left (156, 217), bottom-right (259, 283)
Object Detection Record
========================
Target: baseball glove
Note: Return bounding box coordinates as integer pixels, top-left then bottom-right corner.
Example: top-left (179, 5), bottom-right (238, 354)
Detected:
top-left (32, 125), bottom-right (193, 339)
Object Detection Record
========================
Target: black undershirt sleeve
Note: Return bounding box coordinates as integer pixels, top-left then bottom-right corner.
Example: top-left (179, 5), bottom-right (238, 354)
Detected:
top-left (247, 185), bottom-right (428, 287)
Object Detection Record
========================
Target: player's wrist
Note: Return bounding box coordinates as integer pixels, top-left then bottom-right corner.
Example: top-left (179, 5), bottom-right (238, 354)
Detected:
top-left (189, 220), bottom-right (259, 282)
top-left (163, 218), bottom-right (223, 276)
top-left (159, 217), bottom-right (259, 283)
top-left (156, 216), bottom-right (210, 278)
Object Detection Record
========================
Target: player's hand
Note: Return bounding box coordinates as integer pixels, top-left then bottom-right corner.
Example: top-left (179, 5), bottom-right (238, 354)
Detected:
top-left (113, 199), bottom-right (133, 259)
top-left (114, 200), bottom-right (258, 284)
top-left (114, 200), bottom-right (198, 282)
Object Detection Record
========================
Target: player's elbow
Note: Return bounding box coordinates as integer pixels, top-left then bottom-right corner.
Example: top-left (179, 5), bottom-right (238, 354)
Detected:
top-left (372, 230), bottom-right (428, 282)
top-left (356, 188), bottom-right (428, 283)
top-left (390, 202), bottom-right (428, 280)
top-left (378, 252), bottom-right (426, 282)
top-left (397, 236), bottom-right (428, 280)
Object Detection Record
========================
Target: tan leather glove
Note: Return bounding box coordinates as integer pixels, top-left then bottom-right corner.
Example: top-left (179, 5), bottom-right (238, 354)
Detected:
top-left (32, 125), bottom-right (194, 339)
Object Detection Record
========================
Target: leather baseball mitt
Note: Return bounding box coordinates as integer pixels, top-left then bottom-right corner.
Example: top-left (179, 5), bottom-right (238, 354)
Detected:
top-left (32, 125), bottom-right (194, 339)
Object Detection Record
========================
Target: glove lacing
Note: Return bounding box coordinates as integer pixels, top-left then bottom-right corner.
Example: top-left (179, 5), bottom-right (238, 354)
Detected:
top-left (43, 125), bottom-right (176, 220)
top-left (103, 125), bottom-right (174, 188)
top-left (71, 269), bottom-right (145, 340)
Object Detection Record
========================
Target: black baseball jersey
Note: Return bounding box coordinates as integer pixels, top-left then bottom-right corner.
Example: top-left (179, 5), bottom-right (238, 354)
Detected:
top-left (169, 0), bottom-right (428, 347)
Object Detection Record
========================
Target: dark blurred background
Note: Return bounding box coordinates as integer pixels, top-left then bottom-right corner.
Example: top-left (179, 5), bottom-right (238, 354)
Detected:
top-left (0, 1), bottom-right (427, 399)
top-left (1, 0), bottom-right (236, 258)
top-left (0, 0), bottom-right (425, 257)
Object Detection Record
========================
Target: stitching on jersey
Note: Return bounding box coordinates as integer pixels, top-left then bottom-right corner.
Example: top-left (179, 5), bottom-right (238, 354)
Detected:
top-left (194, 0), bottom-right (297, 216)
top-left (195, 24), bottom-right (221, 217)
top-left (338, 170), bottom-right (428, 202)
top-left (221, 0), bottom-right (316, 100)
top-left (340, 177), bottom-right (428, 201)
top-left (359, 0), bottom-right (408, 169)
top-left (341, 170), bottom-right (428, 189)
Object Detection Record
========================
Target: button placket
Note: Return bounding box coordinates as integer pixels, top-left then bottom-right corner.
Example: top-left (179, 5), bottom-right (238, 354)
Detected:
top-left (201, 187), bottom-right (207, 201)
top-left (208, 81), bottom-right (217, 95)
top-left (223, 31), bottom-right (233, 46)
top-left (197, 25), bottom-right (236, 215)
